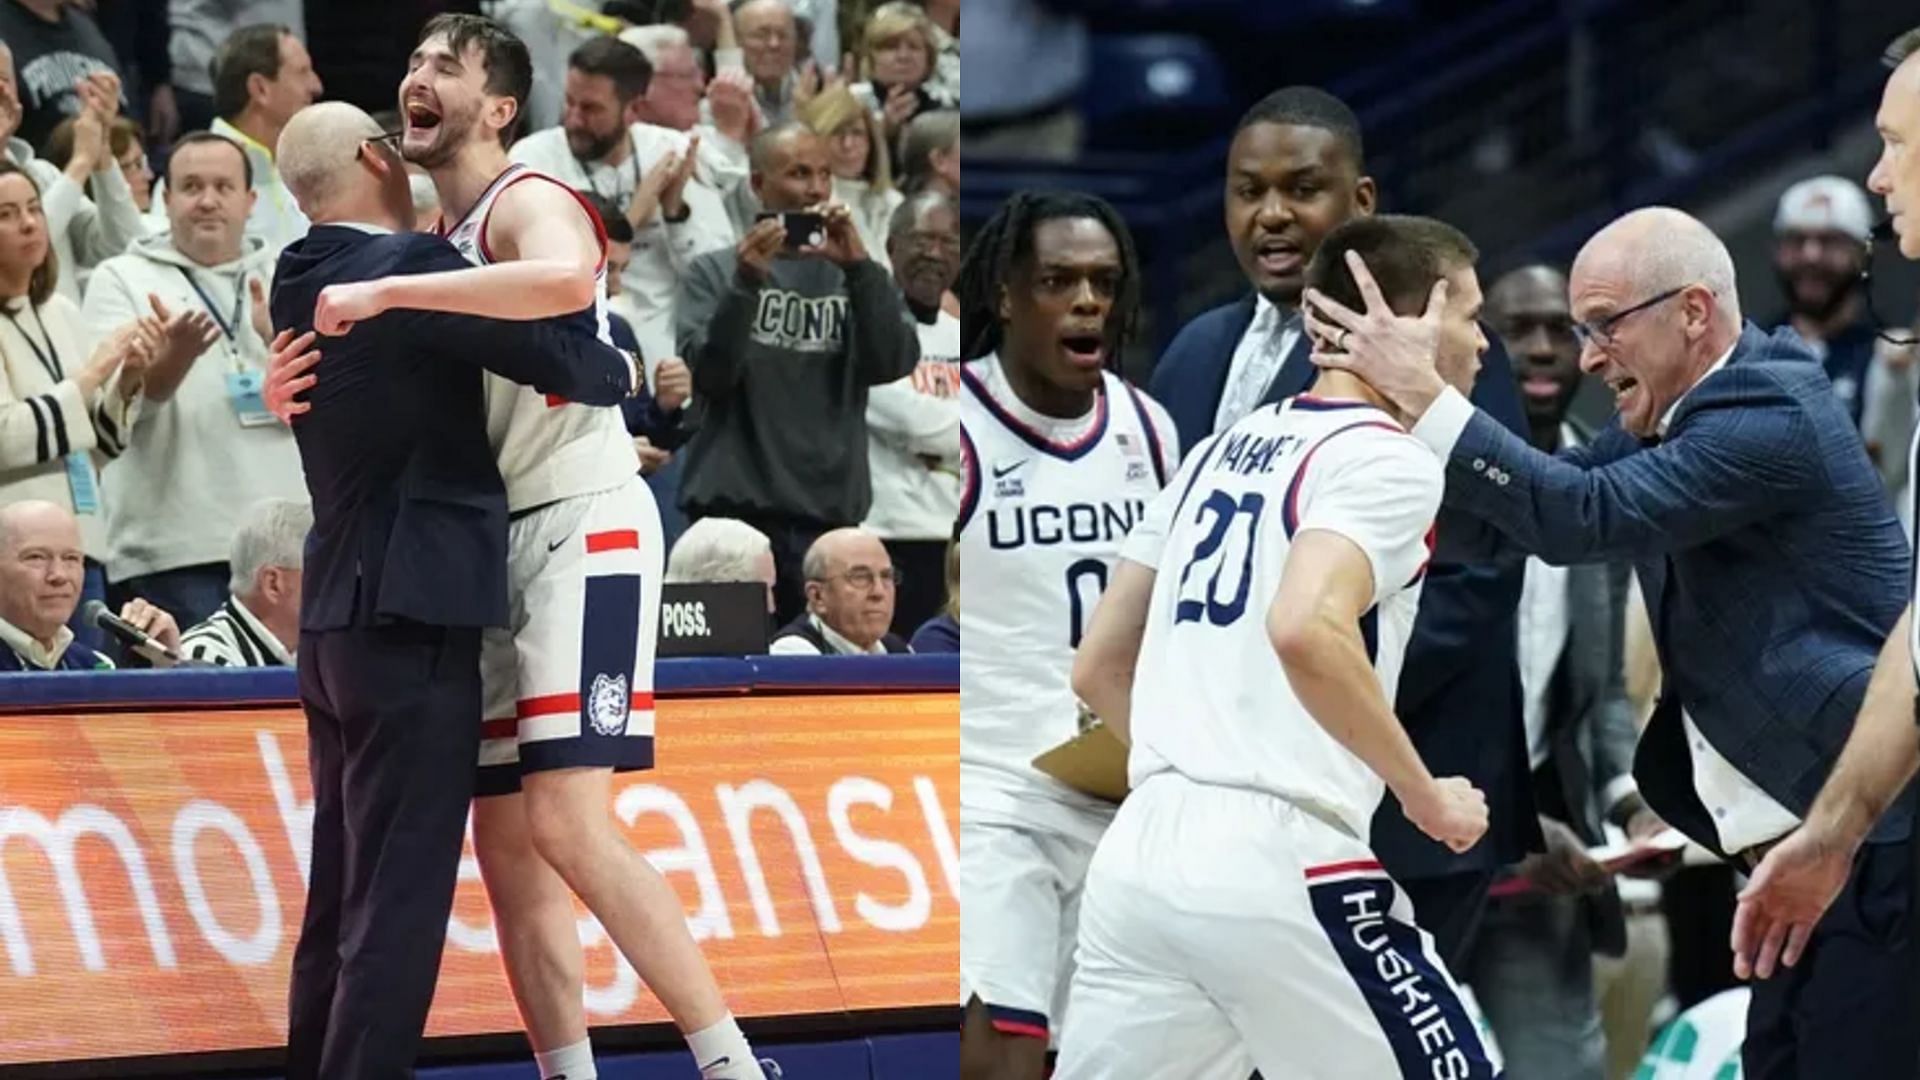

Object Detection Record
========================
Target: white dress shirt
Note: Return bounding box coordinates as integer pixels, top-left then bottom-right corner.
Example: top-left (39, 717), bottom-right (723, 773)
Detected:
top-left (1516, 424), bottom-right (1579, 770)
top-left (1414, 341), bottom-right (1798, 853)
top-left (1214, 296), bottom-right (1300, 433)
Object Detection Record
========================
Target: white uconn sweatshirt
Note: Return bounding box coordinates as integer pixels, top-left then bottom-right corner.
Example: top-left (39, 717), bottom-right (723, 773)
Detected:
top-left (82, 233), bottom-right (304, 580)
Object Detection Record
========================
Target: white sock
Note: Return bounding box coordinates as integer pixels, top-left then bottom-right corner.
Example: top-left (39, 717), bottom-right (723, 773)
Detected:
top-left (688, 1014), bottom-right (763, 1079)
top-left (534, 1037), bottom-right (596, 1080)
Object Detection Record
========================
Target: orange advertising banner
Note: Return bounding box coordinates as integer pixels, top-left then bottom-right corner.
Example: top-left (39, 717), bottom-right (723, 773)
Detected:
top-left (0, 691), bottom-right (959, 1065)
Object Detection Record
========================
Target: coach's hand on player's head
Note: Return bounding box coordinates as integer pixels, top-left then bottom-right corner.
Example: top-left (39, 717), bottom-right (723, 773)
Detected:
top-left (736, 216), bottom-right (788, 284)
top-left (315, 280), bottom-right (389, 337)
top-left (1403, 775), bottom-right (1489, 854)
top-left (1305, 249), bottom-right (1451, 418)
top-left (652, 356), bottom-right (691, 411)
top-left (264, 329), bottom-right (322, 423)
top-left (809, 203), bottom-right (867, 266)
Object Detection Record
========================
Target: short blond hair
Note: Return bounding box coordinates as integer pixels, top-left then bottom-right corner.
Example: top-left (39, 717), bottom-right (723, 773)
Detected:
top-left (797, 83), bottom-right (892, 191)
top-left (861, 2), bottom-right (935, 79)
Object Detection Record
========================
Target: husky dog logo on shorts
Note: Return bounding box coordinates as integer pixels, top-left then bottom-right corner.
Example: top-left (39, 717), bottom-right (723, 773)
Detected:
top-left (589, 673), bottom-right (629, 736)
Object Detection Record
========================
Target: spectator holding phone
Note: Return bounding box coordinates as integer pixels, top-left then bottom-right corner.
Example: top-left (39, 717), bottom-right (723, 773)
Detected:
top-left (676, 122), bottom-right (919, 623)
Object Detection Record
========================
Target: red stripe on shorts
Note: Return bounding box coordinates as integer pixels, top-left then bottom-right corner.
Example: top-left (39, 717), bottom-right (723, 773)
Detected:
top-left (545, 393), bottom-right (568, 407)
top-left (585, 529), bottom-right (640, 553)
top-left (991, 1019), bottom-right (1048, 1040)
top-left (482, 691), bottom-right (657, 740)
top-left (1303, 858), bottom-right (1384, 880)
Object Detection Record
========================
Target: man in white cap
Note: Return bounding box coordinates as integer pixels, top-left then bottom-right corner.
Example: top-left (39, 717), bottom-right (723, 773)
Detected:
top-left (1770, 176), bottom-right (1887, 426)
top-left (1771, 175), bottom-right (1918, 513)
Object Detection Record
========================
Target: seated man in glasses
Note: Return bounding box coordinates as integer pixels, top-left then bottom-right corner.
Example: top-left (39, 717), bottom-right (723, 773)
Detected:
top-left (769, 526), bottom-right (910, 655)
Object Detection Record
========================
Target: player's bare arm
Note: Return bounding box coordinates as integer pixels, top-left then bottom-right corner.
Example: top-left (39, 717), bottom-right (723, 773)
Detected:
top-left (1734, 603), bottom-right (1919, 980)
top-left (1268, 529), bottom-right (1487, 853)
top-left (313, 180), bottom-right (603, 334)
top-left (1069, 558), bottom-right (1156, 745)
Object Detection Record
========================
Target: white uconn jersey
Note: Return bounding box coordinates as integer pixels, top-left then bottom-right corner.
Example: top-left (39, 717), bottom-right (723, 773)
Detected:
top-left (438, 163), bottom-right (638, 512)
top-left (1124, 396), bottom-right (1442, 839)
top-left (958, 354), bottom-right (1177, 843)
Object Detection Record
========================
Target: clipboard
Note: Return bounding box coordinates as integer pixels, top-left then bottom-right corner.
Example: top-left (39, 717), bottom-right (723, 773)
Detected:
top-left (1032, 720), bottom-right (1130, 804)
top-left (1486, 828), bottom-right (1692, 899)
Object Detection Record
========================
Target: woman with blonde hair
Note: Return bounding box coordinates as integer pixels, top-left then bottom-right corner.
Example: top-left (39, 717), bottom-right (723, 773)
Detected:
top-left (851, 1), bottom-right (956, 149)
top-left (0, 159), bottom-right (160, 643)
top-left (799, 82), bottom-right (904, 271)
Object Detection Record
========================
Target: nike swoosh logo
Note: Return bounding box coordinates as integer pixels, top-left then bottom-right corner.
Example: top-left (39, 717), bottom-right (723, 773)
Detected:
top-left (700, 1055), bottom-right (730, 1069)
top-left (992, 461), bottom-right (1025, 479)
top-left (548, 537), bottom-right (569, 553)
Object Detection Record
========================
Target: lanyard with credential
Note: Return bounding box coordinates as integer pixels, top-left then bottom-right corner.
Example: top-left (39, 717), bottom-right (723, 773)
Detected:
top-left (2, 304), bottom-right (62, 382)
top-left (178, 267), bottom-right (246, 348)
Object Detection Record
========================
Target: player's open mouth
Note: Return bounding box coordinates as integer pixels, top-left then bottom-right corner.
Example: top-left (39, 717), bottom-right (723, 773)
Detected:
top-left (1608, 375), bottom-right (1639, 403)
top-left (405, 102), bottom-right (442, 131)
top-left (1060, 334), bottom-right (1105, 369)
top-left (1255, 237), bottom-right (1302, 276)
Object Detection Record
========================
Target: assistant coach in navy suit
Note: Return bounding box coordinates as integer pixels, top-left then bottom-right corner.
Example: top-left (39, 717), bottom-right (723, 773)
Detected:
top-left (268, 103), bottom-right (638, 1079)
top-left (1310, 205), bottom-right (1915, 1079)
top-left (1149, 85), bottom-right (1541, 965)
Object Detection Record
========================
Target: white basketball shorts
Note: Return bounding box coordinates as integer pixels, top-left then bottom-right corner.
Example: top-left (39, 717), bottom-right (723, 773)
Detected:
top-left (477, 474), bottom-right (662, 796)
top-left (1054, 773), bottom-right (1501, 1080)
top-left (960, 816), bottom-right (1098, 1045)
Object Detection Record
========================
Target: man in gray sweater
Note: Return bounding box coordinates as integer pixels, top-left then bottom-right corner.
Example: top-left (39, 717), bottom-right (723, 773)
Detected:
top-left (676, 122), bottom-right (920, 624)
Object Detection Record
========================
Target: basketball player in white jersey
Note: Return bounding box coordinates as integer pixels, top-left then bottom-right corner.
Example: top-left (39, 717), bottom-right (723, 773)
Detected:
top-left (268, 16), bottom-right (762, 1080)
top-left (1056, 216), bottom-right (1498, 1079)
top-left (954, 191), bottom-right (1180, 1080)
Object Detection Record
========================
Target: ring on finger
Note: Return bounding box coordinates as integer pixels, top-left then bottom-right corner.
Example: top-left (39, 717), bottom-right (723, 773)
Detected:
top-left (1338, 328), bottom-right (1351, 350)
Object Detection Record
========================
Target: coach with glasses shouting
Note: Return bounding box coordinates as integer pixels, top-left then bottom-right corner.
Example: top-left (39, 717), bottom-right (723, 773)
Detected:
top-left (1307, 204), bottom-right (1915, 1079)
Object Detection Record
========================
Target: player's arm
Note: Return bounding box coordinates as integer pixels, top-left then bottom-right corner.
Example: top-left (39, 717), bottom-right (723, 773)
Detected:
top-left (1798, 604), bottom-right (1920, 849)
top-left (1272, 435), bottom-right (1486, 852)
top-left (389, 236), bottom-right (636, 404)
top-left (315, 181), bottom-right (604, 333)
top-left (1070, 557), bottom-right (1156, 746)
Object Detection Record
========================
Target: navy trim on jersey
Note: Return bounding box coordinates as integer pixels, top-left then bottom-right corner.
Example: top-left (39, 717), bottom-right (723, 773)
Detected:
top-left (1307, 874), bottom-right (1498, 1078)
top-left (1291, 394), bottom-right (1392, 414)
top-left (1121, 381), bottom-right (1170, 487)
top-left (960, 363), bottom-right (1110, 462)
top-left (957, 425), bottom-right (982, 531)
top-left (1281, 420), bottom-right (1408, 539)
top-left (1170, 432), bottom-right (1228, 525)
top-left (433, 162), bottom-right (525, 240)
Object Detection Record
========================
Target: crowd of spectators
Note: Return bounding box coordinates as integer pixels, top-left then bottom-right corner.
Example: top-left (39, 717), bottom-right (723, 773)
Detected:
top-left (0, 0), bottom-right (962, 672)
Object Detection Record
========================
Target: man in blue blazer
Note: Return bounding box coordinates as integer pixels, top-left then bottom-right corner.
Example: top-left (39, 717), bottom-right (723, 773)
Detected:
top-left (1149, 86), bottom-right (1541, 966)
top-left (268, 102), bottom-right (638, 1079)
top-left (1309, 205), bottom-right (1915, 1078)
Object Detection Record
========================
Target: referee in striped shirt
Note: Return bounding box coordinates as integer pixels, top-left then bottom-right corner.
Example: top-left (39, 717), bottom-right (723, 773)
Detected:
top-left (179, 497), bottom-right (311, 667)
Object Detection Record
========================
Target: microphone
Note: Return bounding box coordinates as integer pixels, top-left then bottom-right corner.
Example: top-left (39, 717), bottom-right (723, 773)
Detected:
top-left (83, 599), bottom-right (185, 665)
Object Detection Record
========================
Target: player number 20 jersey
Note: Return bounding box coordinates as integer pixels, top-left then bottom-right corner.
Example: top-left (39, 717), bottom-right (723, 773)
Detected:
top-left (958, 354), bottom-right (1178, 843)
top-left (1123, 396), bottom-right (1442, 839)
top-left (438, 163), bottom-right (638, 512)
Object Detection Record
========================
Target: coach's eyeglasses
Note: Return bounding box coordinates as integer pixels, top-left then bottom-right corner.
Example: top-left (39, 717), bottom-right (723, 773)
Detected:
top-left (356, 128), bottom-right (405, 163)
top-left (818, 567), bottom-right (904, 590)
top-left (1571, 285), bottom-right (1690, 350)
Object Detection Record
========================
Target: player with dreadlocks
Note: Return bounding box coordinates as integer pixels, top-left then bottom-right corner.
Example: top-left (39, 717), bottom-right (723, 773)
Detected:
top-left (954, 190), bottom-right (1179, 1080)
